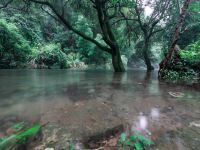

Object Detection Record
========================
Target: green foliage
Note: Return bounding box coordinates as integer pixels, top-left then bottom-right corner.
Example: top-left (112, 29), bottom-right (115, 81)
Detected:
top-left (162, 39), bottom-right (200, 81)
top-left (162, 70), bottom-right (180, 81)
top-left (33, 43), bottom-right (87, 69)
top-left (8, 13), bottom-right (43, 46)
top-left (118, 133), bottom-right (154, 150)
top-left (73, 15), bottom-right (109, 65)
top-left (34, 43), bottom-right (68, 69)
top-left (17, 124), bottom-right (41, 139)
top-left (189, 1), bottom-right (200, 14)
top-left (178, 1), bottom-right (200, 48)
top-left (0, 123), bottom-right (41, 150)
top-left (65, 52), bottom-right (87, 68)
top-left (0, 19), bottom-right (31, 68)
top-left (180, 50), bottom-right (200, 63)
top-left (68, 143), bottom-right (74, 150)
top-left (180, 41), bottom-right (200, 63)
top-left (162, 69), bottom-right (196, 81)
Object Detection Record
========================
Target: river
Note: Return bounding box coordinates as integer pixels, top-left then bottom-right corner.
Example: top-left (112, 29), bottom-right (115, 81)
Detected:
top-left (0, 69), bottom-right (200, 149)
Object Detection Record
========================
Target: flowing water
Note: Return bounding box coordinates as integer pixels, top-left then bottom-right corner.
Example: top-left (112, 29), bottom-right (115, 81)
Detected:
top-left (0, 69), bottom-right (200, 149)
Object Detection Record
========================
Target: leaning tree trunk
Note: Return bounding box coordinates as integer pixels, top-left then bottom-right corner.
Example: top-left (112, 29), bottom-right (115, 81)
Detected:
top-left (143, 38), bottom-right (154, 71)
top-left (159, 0), bottom-right (191, 75)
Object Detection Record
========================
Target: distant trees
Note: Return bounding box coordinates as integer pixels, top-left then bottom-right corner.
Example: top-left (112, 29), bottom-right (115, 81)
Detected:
top-left (116, 0), bottom-right (172, 70)
top-left (114, 0), bottom-right (196, 74)
top-left (132, 0), bottom-right (172, 70)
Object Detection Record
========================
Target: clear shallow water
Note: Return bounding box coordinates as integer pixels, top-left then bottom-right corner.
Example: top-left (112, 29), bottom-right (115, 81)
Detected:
top-left (0, 69), bottom-right (200, 149)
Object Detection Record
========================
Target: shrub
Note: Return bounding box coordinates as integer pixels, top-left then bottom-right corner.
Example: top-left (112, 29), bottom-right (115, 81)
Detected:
top-left (0, 19), bottom-right (31, 68)
top-left (34, 43), bottom-right (68, 69)
top-left (118, 133), bottom-right (154, 150)
top-left (162, 69), bottom-right (196, 81)
top-left (34, 43), bottom-right (87, 69)
top-left (65, 52), bottom-right (87, 69)
top-left (180, 40), bottom-right (200, 63)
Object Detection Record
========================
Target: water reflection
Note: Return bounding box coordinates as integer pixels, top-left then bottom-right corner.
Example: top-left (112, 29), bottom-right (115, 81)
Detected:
top-left (0, 70), bottom-right (198, 111)
top-left (151, 107), bottom-right (160, 120)
top-left (111, 73), bottom-right (125, 89)
top-left (143, 71), bottom-right (152, 85)
top-left (0, 70), bottom-right (199, 109)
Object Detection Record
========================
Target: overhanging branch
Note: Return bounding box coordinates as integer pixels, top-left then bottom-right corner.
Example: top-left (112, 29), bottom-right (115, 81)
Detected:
top-left (28, 0), bottom-right (112, 54)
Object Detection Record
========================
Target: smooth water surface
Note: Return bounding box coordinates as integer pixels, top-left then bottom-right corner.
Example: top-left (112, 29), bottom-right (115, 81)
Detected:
top-left (0, 69), bottom-right (200, 149)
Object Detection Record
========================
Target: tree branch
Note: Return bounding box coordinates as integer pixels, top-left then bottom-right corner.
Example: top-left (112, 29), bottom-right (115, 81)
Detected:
top-left (28, 0), bottom-right (111, 53)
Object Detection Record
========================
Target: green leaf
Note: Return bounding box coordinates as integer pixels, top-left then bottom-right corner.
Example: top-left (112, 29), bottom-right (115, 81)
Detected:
top-left (69, 143), bottom-right (74, 150)
top-left (135, 134), bottom-right (154, 145)
top-left (125, 140), bottom-right (134, 147)
top-left (16, 124), bottom-right (41, 139)
top-left (129, 135), bottom-right (136, 141)
top-left (134, 142), bottom-right (143, 150)
top-left (0, 124), bottom-right (41, 150)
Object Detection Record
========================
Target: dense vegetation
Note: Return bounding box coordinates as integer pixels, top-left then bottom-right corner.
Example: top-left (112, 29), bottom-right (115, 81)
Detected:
top-left (0, 0), bottom-right (199, 79)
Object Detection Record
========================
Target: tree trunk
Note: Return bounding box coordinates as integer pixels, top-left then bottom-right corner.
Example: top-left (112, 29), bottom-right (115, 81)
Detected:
top-left (159, 0), bottom-right (191, 73)
top-left (143, 38), bottom-right (154, 71)
top-left (111, 47), bottom-right (125, 72)
top-left (95, 0), bottom-right (125, 72)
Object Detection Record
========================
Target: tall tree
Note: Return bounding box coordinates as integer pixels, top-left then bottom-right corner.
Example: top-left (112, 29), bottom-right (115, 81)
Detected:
top-left (159, 0), bottom-right (192, 75)
top-left (27, 0), bottom-right (125, 72)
